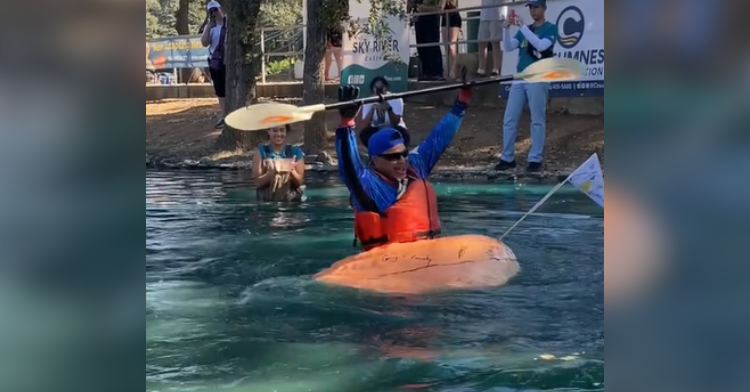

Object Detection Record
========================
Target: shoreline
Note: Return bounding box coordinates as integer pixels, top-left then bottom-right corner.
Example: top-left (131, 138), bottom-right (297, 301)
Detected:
top-left (145, 154), bottom-right (582, 182)
top-left (146, 99), bottom-right (603, 182)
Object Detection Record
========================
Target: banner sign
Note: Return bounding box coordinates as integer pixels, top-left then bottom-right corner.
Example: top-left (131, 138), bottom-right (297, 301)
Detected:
top-left (340, 1), bottom-right (410, 93)
top-left (147, 35), bottom-right (209, 70)
top-left (500, 0), bottom-right (604, 98)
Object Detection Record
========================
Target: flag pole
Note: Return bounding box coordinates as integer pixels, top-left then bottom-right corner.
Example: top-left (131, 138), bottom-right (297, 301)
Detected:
top-left (499, 178), bottom-right (570, 241)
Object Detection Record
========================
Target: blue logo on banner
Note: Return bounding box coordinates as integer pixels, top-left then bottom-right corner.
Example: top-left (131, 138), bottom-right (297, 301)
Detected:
top-left (556, 6), bottom-right (586, 49)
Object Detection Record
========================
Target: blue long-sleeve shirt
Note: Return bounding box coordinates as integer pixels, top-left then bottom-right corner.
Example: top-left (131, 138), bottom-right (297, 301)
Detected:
top-left (335, 103), bottom-right (467, 213)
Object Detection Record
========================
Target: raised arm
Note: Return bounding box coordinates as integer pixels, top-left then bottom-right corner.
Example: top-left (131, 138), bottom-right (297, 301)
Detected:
top-left (358, 104), bottom-right (375, 131)
top-left (336, 86), bottom-right (405, 212)
top-left (335, 87), bottom-right (384, 211)
top-left (409, 88), bottom-right (472, 178)
top-left (503, 26), bottom-right (520, 52)
top-left (337, 122), bottom-right (400, 213)
top-left (335, 125), bottom-right (369, 189)
top-left (386, 98), bottom-right (404, 127)
top-left (201, 19), bottom-right (213, 47)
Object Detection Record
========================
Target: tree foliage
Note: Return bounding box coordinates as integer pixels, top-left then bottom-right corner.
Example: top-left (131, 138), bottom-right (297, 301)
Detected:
top-left (302, 0), bottom-right (407, 153)
top-left (146, 0), bottom-right (405, 153)
top-left (260, 0), bottom-right (304, 28)
top-left (146, 0), bottom-right (303, 39)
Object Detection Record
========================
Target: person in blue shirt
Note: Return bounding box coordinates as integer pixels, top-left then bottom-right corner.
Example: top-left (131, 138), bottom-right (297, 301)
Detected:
top-left (252, 125), bottom-right (306, 202)
top-left (335, 84), bottom-right (472, 251)
top-left (497, 0), bottom-right (558, 172)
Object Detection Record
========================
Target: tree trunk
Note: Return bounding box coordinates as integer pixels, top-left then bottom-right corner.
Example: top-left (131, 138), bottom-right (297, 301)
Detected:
top-left (175, 0), bottom-right (193, 84)
top-left (216, 0), bottom-right (267, 151)
top-left (175, 0), bottom-right (190, 35)
top-left (302, 0), bottom-right (330, 155)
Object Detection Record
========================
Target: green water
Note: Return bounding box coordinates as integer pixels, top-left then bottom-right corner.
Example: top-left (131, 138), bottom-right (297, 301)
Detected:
top-left (146, 171), bottom-right (603, 392)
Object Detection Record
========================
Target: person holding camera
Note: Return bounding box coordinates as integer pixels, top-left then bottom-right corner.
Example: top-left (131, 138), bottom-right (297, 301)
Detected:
top-left (358, 77), bottom-right (408, 150)
top-left (201, 1), bottom-right (228, 129)
top-left (496, 0), bottom-right (557, 172)
top-left (360, 77), bottom-right (406, 129)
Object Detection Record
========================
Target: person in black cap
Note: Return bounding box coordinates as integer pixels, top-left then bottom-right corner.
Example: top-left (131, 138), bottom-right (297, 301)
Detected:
top-left (496, 0), bottom-right (558, 172)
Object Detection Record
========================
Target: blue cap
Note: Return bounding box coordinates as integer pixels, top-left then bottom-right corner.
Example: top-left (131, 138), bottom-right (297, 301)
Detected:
top-left (367, 127), bottom-right (405, 156)
top-left (527, 0), bottom-right (547, 7)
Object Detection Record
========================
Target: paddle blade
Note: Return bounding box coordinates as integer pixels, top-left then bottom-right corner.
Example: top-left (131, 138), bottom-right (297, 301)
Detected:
top-left (224, 103), bottom-right (316, 131)
top-left (516, 58), bottom-right (585, 83)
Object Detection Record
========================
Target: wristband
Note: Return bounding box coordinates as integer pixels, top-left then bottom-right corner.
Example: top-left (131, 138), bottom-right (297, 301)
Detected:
top-left (450, 100), bottom-right (468, 117)
top-left (457, 90), bottom-right (472, 104)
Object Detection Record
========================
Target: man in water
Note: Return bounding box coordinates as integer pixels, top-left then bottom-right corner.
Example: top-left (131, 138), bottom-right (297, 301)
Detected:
top-left (335, 85), bottom-right (471, 251)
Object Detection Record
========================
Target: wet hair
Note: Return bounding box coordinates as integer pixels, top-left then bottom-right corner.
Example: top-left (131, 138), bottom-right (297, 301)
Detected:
top-left (369, 76), bottom-right (390, 92)
top-left (359, 126), bottom-right (411, 148)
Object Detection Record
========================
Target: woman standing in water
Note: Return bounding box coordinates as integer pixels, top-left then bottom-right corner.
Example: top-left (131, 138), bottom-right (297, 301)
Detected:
top-left (252, 125), bottom-right (306, 202)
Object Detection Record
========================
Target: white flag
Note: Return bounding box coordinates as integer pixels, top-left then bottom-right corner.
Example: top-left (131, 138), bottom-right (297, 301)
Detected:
top-left (567, 154), bottom-right (604, 208)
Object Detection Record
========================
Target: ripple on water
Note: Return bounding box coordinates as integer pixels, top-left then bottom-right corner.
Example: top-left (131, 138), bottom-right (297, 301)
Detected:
top-left (146, 172), bottom-right (603, 392)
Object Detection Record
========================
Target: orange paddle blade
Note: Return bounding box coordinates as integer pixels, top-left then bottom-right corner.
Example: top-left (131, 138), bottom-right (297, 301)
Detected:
top-left (225, 103), bottom-right (325, 131)
top-left (518, 58), bottom-right (585, 83)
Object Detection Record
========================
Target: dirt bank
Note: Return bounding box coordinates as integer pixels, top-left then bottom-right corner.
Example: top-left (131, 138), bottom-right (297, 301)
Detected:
top-left (146, 99), bottom-right (603, 177)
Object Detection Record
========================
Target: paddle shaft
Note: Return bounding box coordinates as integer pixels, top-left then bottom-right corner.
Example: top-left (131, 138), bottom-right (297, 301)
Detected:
top-left (322, 74), bottom-right (516, 111)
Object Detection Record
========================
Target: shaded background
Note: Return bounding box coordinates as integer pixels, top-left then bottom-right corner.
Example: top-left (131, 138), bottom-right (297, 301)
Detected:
top-left (0, 1), bottom-right (139, 392)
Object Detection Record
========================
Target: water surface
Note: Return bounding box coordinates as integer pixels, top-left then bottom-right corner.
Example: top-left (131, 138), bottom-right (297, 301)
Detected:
top-left (146, 171), bottom-right (603, 392)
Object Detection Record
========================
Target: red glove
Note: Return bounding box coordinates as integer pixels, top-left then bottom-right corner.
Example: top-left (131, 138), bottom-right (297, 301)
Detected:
top-left (457, 87), bottom-right (472, 104)
top-left (456, 67), bottom-right (471, 104)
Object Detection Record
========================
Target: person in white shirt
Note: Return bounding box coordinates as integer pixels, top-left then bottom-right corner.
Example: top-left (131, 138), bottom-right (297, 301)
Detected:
top-left (477, 0), bottom-right (503, 76)
top-left (359, 77), bottom-right (407, 130)
top-left (358, 76), bottom-right (410, 149)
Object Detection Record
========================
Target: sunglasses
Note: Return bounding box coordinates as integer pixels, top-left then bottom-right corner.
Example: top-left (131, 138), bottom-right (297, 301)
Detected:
top-left (528, 5), bottom-right (541, 9)
top-left (378, 150), bottom-right (409, 161)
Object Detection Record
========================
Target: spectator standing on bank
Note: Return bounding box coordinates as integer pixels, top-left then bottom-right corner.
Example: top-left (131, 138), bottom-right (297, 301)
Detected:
top-left (325, 0), bottom-right (349, 82)
top-left (359, 76), bottom-right (407, 131)
top-left (325, 29), bottom-right (344, 82)
top-left (477, 0), bottom-right (503, 76)
top-left (496, 0), bottom-right (557, 172)
top-left (410, 0), bottom-right (444, 81)
top-left (441, 0), bottom-right (462, 80)
top-left (201, 1), bottom-right (228, 129)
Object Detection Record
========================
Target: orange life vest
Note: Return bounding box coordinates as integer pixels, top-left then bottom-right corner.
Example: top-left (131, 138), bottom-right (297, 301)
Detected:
top-left (353, 178), bottom-right (442, 251)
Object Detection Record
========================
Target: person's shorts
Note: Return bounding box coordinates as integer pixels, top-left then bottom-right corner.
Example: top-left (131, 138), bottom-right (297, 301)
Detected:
top-left (442, 12), bottom-right (462, 28)
top-left (478, 20), bottom-right (502, 42)
top-left (208, 63), bottom-right (226, 98)
top-left (327, 28), bottom-right (343, 48)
